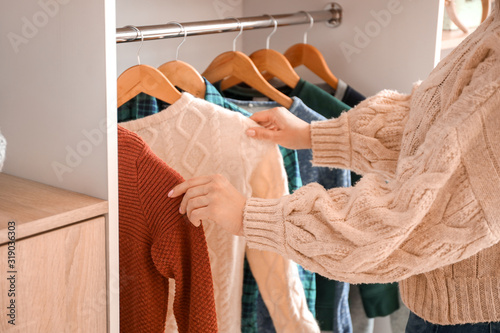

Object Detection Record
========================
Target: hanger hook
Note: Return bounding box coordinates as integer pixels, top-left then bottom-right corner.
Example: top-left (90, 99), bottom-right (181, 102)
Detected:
top-left (226, 17), bottom-right (243, 52)
top-left (126, 25), bottom-right (143, 65)
top-left (262, 14), bottom-right (278, 50)
top-left (166, 21), bottom-right (187, 61)
top-left (299, 11), bottom-right (314, 44)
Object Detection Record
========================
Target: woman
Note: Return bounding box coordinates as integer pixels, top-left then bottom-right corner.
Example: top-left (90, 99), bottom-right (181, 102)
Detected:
top-left (169, 3), bottom-right (500, 332)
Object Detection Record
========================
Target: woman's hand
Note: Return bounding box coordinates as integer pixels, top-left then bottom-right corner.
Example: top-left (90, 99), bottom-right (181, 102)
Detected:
top-left (168, 174), bottom-right (246, 236)
top-left (246, 107), bottom-right (312, 150)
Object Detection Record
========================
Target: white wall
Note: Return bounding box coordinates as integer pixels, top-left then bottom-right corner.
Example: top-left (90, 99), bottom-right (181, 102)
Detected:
top-left (0, 0), bottom-right (110, 199)
top-left (116, 0), bottom-right (244, 76)
top-left (242, 0), bottom-right (443, 96)
top-left (116, 0), bottom-right (443, 97)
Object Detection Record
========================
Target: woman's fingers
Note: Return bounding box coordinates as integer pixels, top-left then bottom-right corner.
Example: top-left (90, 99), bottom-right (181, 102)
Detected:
top-left (246, 127), bottom-right (278, 141)
top-left (178, 184), bottom-right (209, 214)
top-left (249, 108), bottom-right (280, 124)
top-left (168, 175), bottom-right (212, 198)
top-left (185, 195), bottom-right (209, 219)
top-left (246, 106), bottom-right (311, 150)
top-left (189, 206), bottom-right (209, 227)
top-left (169, 174), bottom-right (246, 236)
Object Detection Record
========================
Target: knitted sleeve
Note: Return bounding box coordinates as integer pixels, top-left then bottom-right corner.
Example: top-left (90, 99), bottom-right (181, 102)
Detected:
top-left (311, 88), bottom-right (413, 179)
top-left (243, 80), bottom-right (500, 285)
top-left (136, 146), bottom-right (218, 333)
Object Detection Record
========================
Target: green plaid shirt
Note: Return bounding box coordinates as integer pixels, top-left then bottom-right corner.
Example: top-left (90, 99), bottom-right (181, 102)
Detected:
top-left (117, 92), bottom-right (168, 123)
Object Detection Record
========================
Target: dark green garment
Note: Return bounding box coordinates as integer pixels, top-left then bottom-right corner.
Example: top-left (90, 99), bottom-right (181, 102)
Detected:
top-left (287, 79), bottom-right (350, 119)
top-left (315, 276), bottom-right (337, 330)
top-left (359, 283), bottom-right (400, 318)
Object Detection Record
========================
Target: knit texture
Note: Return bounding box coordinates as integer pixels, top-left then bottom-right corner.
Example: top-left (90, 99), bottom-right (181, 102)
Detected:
top-left (243, 9), bottom-right (500, 325)
top-left (120, 93), bottom-right (319, 333)
top-left (117, 126), bottom-right (217, 333)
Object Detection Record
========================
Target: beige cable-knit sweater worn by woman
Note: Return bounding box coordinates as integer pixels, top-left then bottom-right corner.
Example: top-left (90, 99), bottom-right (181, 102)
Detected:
top-left (243, 7), bottom-right (500, 326)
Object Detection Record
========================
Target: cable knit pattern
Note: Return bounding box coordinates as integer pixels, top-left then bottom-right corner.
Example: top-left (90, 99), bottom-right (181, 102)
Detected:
top-left (117, 126), bottom-right (217, 333)
top-left (243, 9), bottom-right (500, 325)
top-left (120, 93), bottom-right (319, 332)
top-left (312, 89), bottom-right (412, 180)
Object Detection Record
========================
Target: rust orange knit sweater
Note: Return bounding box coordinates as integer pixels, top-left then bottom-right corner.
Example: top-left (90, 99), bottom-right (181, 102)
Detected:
top-left (118, 126), bottom-right (217, 332)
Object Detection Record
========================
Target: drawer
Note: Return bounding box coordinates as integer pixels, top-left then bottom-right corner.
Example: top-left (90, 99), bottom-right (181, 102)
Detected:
top-left (0, 216), bottom-right (107, 332)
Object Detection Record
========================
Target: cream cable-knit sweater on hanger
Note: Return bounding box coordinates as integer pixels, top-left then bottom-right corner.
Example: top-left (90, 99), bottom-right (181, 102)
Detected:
top-left (244, 8), bottom-right (500, 326)
top-left (121, 93), bottom-right (319, 333)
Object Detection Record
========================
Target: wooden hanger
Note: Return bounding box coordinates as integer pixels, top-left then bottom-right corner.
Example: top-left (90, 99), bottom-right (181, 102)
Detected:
top-left (203, 51), bottom-right (292, 108)
top-left (284, 43), bottom-right (338, 90)
top-left (220, 16), bottom-right (300, 91)
top-left (157, 22), bottom-right (206, 98)
top-left (202, 18), bottom-right (293, 108)
top-left (158, 61), bottom-right (205, 98)
top-left (273, 11), bottom-right (339, 90)
top-left (117, 64), bottom-right (182, 107)
top-left (117, 26), bottom-right (181, 108)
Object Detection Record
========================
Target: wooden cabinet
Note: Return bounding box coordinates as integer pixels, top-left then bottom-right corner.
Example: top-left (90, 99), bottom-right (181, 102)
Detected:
top-left (0, 174), bottom-right (108, 332)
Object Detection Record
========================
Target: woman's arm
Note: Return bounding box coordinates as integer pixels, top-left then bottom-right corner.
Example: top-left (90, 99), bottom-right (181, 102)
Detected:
top-left (247, 88), bottom-right (413, 178)
top-left (243, 85), bottom-right (500, 284)
top-left (171, 85), bottom-right (500, 285)
top-left (311, 89), bottom-right (412, 179)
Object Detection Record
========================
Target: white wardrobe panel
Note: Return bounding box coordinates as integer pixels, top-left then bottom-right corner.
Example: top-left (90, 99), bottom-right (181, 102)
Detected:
top-left (0, 0), bottom-right (109, 199)
top-left (242, 0), bottom-right (444, 95)
top-left (116, 0), bottom-right (244, 76)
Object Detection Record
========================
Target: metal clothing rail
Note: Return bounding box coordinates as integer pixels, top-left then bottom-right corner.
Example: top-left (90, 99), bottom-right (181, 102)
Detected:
top-left (116, 3), bottom-right (342, 43)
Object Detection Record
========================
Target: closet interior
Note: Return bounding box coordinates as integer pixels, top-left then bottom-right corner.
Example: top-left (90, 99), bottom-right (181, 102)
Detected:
top-left (1, 0), bottom-right (446, 332)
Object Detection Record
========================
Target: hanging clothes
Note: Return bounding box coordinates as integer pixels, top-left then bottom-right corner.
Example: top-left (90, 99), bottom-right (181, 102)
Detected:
top-left (217, 81), bottom-right (351, 332)
top-left (317, 78), bottom-right (366, 108)
top-left (219, 80), bottom-right (352, 333)
top-left (202, 79), bottom-right (318, 333)
top-left (118, 81), bottom-right (316, 333)
top-left (219, 78), bottom-right (350, 120)
top-left (117, 125), bottom-right (217, 333)
top-left (223, 78), bottom-right (402, 330)
top-left (120, 93), bottom-right (319, 333)
top-left (118, 80), bottom-right (303, 196)
top-left (203, 78), bottom-right (303, 194)
top-left (118, 92), bottom-right (168, 121)
top-left (223, 94), bottom-right (352, 333)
